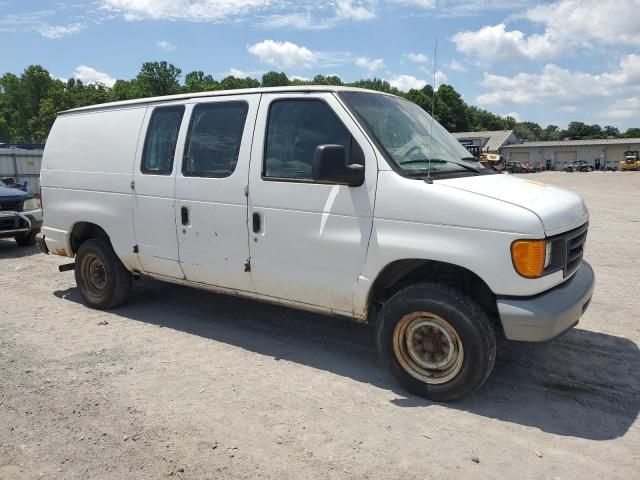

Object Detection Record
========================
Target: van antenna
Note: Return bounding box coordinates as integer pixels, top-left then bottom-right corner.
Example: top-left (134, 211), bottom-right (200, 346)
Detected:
top-left (426, 36), bottom-right (438, 184)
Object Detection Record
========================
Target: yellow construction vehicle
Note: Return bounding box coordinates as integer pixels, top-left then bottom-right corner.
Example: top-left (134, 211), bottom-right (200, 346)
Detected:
top-left (621, 150), bottom-right (640, 171)
top-left (479, 153), bottom-right (506, 172)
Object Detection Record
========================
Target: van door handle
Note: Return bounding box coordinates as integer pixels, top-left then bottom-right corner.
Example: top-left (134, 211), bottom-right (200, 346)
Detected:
top-left (252, 212), bottom-right (261, 233)
top-left (181, 206), bottom-right (189, 226)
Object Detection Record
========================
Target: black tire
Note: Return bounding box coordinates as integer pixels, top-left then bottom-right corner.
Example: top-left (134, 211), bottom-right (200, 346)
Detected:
top-left (15, 230), bottom-right (38, 247)
top-left (376, 283), bottom-right (496, 402)
top-left (74, 238), bottom-right (131, 309)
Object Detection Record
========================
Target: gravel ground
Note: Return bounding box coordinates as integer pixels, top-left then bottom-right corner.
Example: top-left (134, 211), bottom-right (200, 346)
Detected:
top-left (1, 171), bottom-right (639, 479)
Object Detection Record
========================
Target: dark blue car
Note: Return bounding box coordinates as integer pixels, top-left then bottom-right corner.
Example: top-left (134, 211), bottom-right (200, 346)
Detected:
top-left (0, 178), bottom-right (43, 246)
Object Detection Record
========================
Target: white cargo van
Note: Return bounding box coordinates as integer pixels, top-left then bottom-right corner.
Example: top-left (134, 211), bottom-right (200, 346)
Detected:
top-left (38, 87), bottom-right (594, 401)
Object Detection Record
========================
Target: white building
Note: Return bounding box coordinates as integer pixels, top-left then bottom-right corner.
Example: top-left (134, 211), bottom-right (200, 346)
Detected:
top-left (452, 130), bottom-right (519, 154)
top-left (500, 138), bottom-right (640, 171)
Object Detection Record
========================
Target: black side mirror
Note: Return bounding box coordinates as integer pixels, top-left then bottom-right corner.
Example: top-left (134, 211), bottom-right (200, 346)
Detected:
top-left (312, 145), bottom-right (365, 187)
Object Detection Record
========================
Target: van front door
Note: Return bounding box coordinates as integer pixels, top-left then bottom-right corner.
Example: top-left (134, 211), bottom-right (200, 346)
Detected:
top-left (247, 93), bottom-right (377, 315)
top-left (174, 95), bottom-right (258, 293)
top-left (132, 104), bottom-right (186, 279)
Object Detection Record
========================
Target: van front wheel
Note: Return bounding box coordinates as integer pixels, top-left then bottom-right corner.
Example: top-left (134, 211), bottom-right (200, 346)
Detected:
top-left (75, 238), bottom-right (131, 310)
top-left (377, 283), bottom-right (496, 402)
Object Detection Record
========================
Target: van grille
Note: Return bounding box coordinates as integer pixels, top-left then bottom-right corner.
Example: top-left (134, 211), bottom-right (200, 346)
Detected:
top-left (566, 228), bottom-right (587, 275)
top-left (561, 223), bottom-right (588, 277)
top-left (0, 199), bottom-right (23, 212)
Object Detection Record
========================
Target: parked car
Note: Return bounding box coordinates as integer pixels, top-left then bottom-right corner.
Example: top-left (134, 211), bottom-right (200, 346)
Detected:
top-left (38, 87), bottom-right (594, 401)
top-left (0, 178), bottom-right (43, 246)
top-left (564, 160), bottom-right (594, 172)
top-left (505, 161), bottom-right (532, 173)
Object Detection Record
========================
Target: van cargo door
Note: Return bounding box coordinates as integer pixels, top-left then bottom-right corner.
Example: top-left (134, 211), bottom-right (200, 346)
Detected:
top-left (132, 104), bottom-right (187, 279)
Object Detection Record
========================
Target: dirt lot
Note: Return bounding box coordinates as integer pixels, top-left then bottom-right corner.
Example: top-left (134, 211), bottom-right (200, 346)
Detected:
top-left (1, 171), bottom-right (639, 479)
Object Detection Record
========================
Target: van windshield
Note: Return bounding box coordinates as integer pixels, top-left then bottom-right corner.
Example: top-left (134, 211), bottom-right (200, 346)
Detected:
top-left (339, 91), bottom-right (484, 176)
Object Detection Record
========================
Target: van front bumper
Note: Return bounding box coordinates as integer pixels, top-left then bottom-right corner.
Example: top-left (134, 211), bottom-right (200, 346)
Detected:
top-left (497, 261), bottom-right (595, 342)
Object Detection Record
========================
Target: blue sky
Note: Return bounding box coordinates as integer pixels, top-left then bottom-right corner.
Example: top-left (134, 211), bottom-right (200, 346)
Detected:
top-left (2, 0), bottom-right (639, 130)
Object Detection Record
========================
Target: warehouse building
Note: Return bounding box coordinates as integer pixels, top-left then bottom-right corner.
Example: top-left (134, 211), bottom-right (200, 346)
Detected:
top-left (452, 130), bottom-right (518, 154)
top-left (0, 144), bottom-right (44, 193)
top-left (500, 138), bottom-right (640, 171)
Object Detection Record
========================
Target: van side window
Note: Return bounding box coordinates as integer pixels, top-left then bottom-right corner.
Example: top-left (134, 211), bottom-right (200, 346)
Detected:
top-left (264, 100), bottom-right (351, 181)
top-left (141, 106), bottom-right (185, 175)
top-left (182, 102), bottom-right (248, 178)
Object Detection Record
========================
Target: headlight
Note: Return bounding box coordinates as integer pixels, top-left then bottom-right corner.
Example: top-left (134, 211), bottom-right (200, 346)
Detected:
top-left (511, 239), bottom-right (549, 278)
top-left (23, 197), bottom-right (41, 211)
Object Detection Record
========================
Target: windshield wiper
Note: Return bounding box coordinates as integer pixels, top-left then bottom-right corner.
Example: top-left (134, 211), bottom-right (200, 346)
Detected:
top-left (399, 158), bottom-right (446, 165)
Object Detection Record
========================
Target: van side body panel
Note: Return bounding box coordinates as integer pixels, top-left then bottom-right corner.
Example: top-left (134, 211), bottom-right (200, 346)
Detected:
top-left (352, 171), bottom-right (560, 317)
top-left (41, 107), bottom-right (146, 269)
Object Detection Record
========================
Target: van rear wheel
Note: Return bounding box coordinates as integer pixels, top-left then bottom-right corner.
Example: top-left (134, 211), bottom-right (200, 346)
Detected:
top-left (377, 283), bottom-right (496, 402)
top-left (75, 238), bottom-right (131, 310)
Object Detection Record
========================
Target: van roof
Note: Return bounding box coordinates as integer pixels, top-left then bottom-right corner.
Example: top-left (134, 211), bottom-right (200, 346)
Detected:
top-left (61, 85), bottom-right (396, 115)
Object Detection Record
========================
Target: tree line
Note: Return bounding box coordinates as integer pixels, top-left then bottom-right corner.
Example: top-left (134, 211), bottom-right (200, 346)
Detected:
top-left (1, 61), bottom-right (639, 143)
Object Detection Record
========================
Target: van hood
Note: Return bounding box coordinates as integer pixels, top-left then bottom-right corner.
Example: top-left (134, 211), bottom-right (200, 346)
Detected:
top-left (439, 174), bottom-right (589, 236)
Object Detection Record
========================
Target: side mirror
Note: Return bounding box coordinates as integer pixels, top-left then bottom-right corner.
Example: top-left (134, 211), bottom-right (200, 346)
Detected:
top-left (312, 144), bottom-right (365, 187)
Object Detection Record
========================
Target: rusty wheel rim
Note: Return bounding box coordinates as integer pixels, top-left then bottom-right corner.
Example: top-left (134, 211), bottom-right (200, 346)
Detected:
top-left (81, 253), bottom-right (107, 298)
top-left (392, 312), bottom-right (464, 385)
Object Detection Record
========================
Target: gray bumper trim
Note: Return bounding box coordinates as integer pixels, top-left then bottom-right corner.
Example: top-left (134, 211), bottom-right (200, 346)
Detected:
top-left (0, 211), bottom-right (32, 237)
top-left (497, 261), bottom-right (595, 342)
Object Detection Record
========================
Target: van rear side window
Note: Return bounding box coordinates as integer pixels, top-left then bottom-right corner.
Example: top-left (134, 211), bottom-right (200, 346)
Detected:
top-left (141, 106), bottom-right (185, 175)
top-left (182, 101), bottom-right (248, 178)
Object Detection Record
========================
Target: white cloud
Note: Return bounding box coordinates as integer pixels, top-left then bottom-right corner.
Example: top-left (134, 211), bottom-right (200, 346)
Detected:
top-left (435, 70), bottom-right (447, 87)
top-left (447, 59), bottom-right (466, 72)
top-left (259, 13), bottom-right (333, 30)
top-left (247, 39), bottom-right (316, 69)
top-left (452, 23), bottom-right (557, 63)
top-left (392, 0), bottom-right (435, 8)
top-left (157, 40), bottom-right (176, 51)
top-left (335, 0), bottom-right (376, 21)
top-left (101, 0), bottom-right (270, 22)
top-left (228, 68), bottom-right (247, 77)
top-left (452, 1), bottom-right (640, 64)
top-left (73, 65), bottom-right (116, 88)
top-left (36, 23), bottom-right (83, 38)
top-left (438, 0), bottom-right (533, 17)
top-left (389, 74), bottom-right (428, 91)
top-left (406, 52), bottom-right (429, 64)
top-left (603, 97), bottom-right (640, 120)
top-left (525, 0), bottom-right (640, 48)
top-left (502, 112), bottom-right (521, 121)
top-left (476, 54), bottom-right (640, 106)
top-left (355, 56), bottom-right (384, 72)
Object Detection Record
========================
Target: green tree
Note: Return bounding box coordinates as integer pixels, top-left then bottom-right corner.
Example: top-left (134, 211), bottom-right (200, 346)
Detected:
top-left (602, 125), bottom-right (621, 138)
top-left (183, 71), bottom-right (219, 93)
top-left (219, 75), bottom-right (260, 90)
top-left (513, 121), bottom-right (543, 142)
top-left (542, 124), bottom-right (561, 141)
top-left (261, 71), bottom-right (289, 87)
top-left (624, 128), bottom-right (640, 138)
top-left (312, 74), bottom-right (343, 86)
top-left (434, 85), bottom-right (470, 132)
top-left (135, 61), bottom-right (182, 97)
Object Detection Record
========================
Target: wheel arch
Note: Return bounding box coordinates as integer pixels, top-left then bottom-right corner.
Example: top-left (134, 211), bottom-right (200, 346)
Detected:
top-left (367, 258), bottom-right (498, 326)
top-left (69, 221), bottom-right (111, 255)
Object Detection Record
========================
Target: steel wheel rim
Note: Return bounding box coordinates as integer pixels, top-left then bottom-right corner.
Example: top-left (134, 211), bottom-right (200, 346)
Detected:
top-left (81, 253), bottom-right (107, 298)
top-left (393, 312), bottom-right (464, 385)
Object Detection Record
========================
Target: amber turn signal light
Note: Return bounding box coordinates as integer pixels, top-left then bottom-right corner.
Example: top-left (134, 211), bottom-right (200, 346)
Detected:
top-left (511, 240), bottom-right (546, 278)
